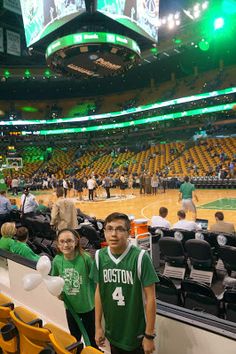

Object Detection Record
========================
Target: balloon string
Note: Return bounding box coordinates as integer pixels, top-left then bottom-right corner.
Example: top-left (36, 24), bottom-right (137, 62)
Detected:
top-left (63, 294), bottom-right (91, 347)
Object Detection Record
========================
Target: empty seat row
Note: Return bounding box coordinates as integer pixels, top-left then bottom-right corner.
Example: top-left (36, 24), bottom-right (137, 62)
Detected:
top-left (159, 238), bottom-right (236, 285)
top-left (0, 293), bottom-right (102, 354)
top-left (156, 275), bottom-right (236, 322)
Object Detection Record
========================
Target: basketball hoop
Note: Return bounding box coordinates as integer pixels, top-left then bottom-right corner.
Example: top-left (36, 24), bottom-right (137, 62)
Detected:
top-left (14, 166), bottom-right (19, 172)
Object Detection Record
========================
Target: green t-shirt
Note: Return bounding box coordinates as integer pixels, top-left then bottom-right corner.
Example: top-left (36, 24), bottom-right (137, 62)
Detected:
top-left (52, 252), bottom-right (95, 314)
top-left (91, 244), bottom-right (159, 351)
top-left (10, 242), bottom-right (40, 262)
top-left (180, 182), bottom-right (195, 199)
top-left (0, 237), bottom-right (15, 251)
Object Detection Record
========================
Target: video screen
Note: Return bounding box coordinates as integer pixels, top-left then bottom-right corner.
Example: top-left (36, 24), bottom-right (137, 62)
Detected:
top-left (20, 0), bottom-right (86, 47)
top-left (97, 0), bottom-right (159, 42)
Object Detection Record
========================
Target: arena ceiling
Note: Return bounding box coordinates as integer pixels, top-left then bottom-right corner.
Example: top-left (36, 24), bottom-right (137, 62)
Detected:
top-left (0, 0), bottom-right (236, 99)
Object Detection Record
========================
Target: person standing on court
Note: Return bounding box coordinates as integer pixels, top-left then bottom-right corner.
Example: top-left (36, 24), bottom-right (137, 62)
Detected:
top-left (178, 176), bottom-right (198, 220)
top-left (91, 212), bottom-right (158, 354)
top-left (50, 187), bottom-right (78, 232)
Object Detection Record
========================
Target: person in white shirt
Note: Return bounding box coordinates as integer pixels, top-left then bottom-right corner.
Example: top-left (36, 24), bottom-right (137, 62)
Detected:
top-left (151, 207), bottom-right (171, 229)
top-left (87, 176), bottom-right (96, 201)
top-left (172, 210), bottom-right (201, 231)
top-left (20, 188), bottom-right (38, 217)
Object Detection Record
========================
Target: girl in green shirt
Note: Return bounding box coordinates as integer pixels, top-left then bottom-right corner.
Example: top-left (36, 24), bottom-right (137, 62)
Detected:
top-left (52, 228), bottom-right (97, 349)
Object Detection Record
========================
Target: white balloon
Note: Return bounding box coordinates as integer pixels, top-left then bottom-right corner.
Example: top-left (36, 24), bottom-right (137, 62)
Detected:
top-left (23, 273), bottom-right (42, 291)
top-left (36, 256), bottom-right (51, 276)
top-left (44, 276), bottom-right (65, 297)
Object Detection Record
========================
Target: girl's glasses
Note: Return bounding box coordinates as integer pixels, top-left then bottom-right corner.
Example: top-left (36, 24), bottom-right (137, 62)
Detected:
top-left (58, 239), bottom-right (75, 245)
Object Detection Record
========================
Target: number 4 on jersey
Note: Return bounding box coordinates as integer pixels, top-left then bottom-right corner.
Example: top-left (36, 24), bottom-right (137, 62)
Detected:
top-left (112, 287), bottom-right (125, 306)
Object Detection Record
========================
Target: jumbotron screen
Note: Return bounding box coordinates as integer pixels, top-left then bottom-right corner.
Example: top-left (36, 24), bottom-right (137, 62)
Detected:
top-left (20, 0), bottom-right (86, 47)
top-left (97, 0), bottom-right (159, 42)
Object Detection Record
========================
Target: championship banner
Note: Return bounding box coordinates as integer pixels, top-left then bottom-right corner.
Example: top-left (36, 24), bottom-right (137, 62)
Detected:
top-left (6, 30), bottom-right (21, 56)
top-left (3, 0), bottom-right (22, 15)
top-left (0, 28), bottom-right (3, 53)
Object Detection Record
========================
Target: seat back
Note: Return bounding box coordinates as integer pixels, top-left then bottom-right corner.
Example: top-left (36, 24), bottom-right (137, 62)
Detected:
top-left (78, 225), bottom-right (101, 248)
top-left (10, 307), bottom-right (50, 354)
top-left (159, 237), bottom-right (186, 266)
top-left (0, 294), bottom-right (18, 354)
top-left (223, 289), bottom-right (236, 323)
top-left (0, 293), bottom-right (14, 325)
top-left (219, 245), bottom-right (236, 275)
top-left (181, 279), bottom-right (219, 316)
top-left (185, 239), bottom-right (213, 269)
top-left (156, 274), bottom-right (180, 306)
top-left (173, 229), bottom-right (195, 245)
top-left (47, 324), bottom-right (80, 354)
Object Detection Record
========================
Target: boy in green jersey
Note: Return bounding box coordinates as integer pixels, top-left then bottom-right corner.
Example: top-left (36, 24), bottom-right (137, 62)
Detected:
top-left (91, 212), bottom-right (158, 354)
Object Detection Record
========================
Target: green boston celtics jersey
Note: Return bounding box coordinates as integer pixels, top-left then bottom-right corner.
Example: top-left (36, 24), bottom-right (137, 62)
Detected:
top-left (92, 244), bottom-right (158, 351)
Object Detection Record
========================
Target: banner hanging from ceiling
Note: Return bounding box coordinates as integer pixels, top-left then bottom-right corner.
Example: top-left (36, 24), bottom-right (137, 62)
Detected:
top-left (6, 30), bottom-right (21, 56)
top-left (3, 0), bottom-right (21, 15)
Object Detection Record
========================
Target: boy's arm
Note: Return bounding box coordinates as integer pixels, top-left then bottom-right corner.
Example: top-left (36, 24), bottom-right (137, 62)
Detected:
top-left (95, 284), bottom-right (105, 347)
top-left (143, 284), bottom-right (156, 354)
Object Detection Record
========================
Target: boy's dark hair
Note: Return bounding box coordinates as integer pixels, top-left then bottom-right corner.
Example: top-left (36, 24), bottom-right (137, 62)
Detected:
top-left (184, 176), bottom-right (189, 182)
top-left (104, 212), bottom-right (130, 231)
top-left (159, 207), bottom-right (168, 218)
top-left (56, 187), bottom-right (64, 198)
top-left (177, 210), bottom-right (186, 219)
top-left (16, 227), bottom-right (29, 242)
top-left (215, 211), bottom-right (224, 221)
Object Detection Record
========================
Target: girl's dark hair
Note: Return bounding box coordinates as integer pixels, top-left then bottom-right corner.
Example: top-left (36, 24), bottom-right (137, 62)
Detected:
top-left (56, 228), bottom-right (84, 255)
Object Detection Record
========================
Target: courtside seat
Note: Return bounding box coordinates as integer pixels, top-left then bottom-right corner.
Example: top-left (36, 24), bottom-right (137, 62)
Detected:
top-left (214, 232), bottom-right (236, 247)
top-left (219, 245), bottom-right (236, 276)
top-left (195, 231), bottom-right (218, 249)
top-left (156, 274), bottom-right (182, 306)
top-left (159, 237), bottom-right (187, 279)
top-left (181, 279), bottom-right (220, 317)
top-left (173, 229), bottom-right (195, 246)
top-left (222, 289), bottom-right (236, 323)
top-left (185, 239), bottom-right (215, 285)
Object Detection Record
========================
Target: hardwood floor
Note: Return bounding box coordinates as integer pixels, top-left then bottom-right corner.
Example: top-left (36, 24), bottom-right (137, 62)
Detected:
top-left (34, 188), bottom-right (236, 228)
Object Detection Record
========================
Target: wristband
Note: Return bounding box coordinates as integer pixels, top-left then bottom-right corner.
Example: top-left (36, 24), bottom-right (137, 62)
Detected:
top-left (144, 333), bottom-right (156, 340)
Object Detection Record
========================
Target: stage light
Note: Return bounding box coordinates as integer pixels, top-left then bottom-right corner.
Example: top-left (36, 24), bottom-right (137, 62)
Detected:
top-left (214, 17), bottom-right (224, 30)
top-left (4, 69), bottom-right (10, 79)
top-left (168, 21), bottom-right (175, 29)
top-left (198, 39), bottom-right (210, 51)
top-left (24, 69), bottom-right (31, 79)
top-left (44, 69), bottom-right (51, 79)
top-left (202, 2), bottom-right (208, 10)
top-left (174, 12), bottom-right (180, 20)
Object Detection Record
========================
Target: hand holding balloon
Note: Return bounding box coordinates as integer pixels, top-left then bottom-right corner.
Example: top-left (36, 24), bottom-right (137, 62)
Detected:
top-left (22, 256), bottom-right (64, 297)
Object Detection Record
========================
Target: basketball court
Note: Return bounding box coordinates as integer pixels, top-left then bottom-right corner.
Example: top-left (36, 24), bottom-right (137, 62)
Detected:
top-left (11, 188), bottom-right (236, 229)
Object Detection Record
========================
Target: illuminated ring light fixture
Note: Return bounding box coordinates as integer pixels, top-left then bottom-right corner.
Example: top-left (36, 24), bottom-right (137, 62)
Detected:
top-left (46, 32), bottom-right (141, 78)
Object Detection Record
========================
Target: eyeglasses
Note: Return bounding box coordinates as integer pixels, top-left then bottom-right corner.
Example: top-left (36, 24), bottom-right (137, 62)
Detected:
top-left (58, 239), bottom-right (75, 245)
top-left (104, 226), bottom-right (128, 234)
